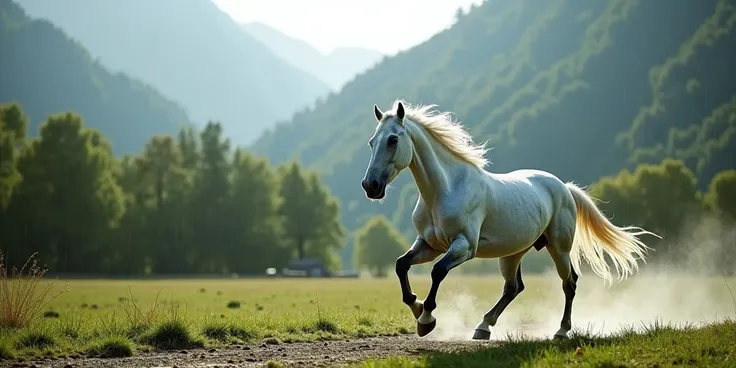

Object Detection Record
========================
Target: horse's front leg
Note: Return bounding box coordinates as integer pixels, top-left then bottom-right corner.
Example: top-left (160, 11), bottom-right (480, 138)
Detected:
top-left (418, 234), bottom-right (475, 337)
top-left (396, 237), bottom-right (442, 320)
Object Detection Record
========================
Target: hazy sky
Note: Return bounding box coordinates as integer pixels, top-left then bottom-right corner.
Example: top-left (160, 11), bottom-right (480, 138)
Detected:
top-left (211, 0), bottom-right (483, 55)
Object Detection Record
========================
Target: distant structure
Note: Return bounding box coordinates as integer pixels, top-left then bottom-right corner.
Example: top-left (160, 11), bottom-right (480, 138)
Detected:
top-left (278, 258), bottom-right (359, 278)
top-left (282, 258), bottom-right (329, 277)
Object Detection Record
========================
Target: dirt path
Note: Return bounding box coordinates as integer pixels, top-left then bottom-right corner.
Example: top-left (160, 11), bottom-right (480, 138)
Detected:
top-left (16, 336), bottom-right (496, 368)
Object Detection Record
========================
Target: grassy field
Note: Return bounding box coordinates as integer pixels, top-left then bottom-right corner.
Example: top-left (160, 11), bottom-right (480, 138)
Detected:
top-left (1, 270), bottom-right (735, 366)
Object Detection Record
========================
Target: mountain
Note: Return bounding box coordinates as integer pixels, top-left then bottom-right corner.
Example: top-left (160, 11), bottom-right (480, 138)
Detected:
top-left (0, 0), bottom-right (191, 155)
top-left (15, 0), bottom-right (331, 145)
top-left (250, 0), bottom-right (736, 239)
top-left (241, 22), bottom-right (384, 90)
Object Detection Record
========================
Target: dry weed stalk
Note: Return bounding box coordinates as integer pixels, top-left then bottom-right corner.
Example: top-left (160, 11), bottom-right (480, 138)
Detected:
top-left (0, 251), bottom-right (68, 328)
top-left (120, 286), bottom-right (161, 329)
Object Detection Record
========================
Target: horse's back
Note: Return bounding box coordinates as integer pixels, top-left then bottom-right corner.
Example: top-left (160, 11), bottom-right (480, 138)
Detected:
top-left (483, 169), bottom-right (575, 231)
top-left (486, 168), bottom-right (567, 201)
top-left (487, 168), bottom-right (577, 228)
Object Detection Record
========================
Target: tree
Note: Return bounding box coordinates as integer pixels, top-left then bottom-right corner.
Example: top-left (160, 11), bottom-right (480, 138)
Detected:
top-left (277, 161), bottom-right (345, 270)
top-left (355, 215), bottom-right (407, 277)
top-left (189, 121), bottom-right (232, 273)
top-left (226, 149), bottom-right (290, 273)
top-left (590, 158), bottom-right (702, 260)
top-left (704, 169), bottom-right (736, 221)
top-left (0, 103), bottom-right (27, 210)
top-left (4, 112), bottom-right (125, 272)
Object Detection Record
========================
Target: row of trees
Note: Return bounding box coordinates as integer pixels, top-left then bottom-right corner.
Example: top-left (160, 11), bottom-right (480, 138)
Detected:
top-left (353, 159), bottom-right (736, 277)
top-left (0, 103), bottom-right (344, 275)
top-left (2, 102), bottom-right (734, 277)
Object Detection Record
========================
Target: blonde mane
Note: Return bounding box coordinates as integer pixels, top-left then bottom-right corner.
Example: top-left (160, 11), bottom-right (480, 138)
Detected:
top-left (383, 100), bottom-right (490, 168)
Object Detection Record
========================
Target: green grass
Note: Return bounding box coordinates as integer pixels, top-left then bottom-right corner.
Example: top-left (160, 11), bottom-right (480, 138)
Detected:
top-left (355, 319), bottom-right (736, 367)
top-left (0, 273), bottom-right (734, 363)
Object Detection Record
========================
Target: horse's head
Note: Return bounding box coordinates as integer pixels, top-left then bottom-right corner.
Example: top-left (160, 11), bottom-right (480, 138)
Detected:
top-left (361, 101), bottom-right (414, 200)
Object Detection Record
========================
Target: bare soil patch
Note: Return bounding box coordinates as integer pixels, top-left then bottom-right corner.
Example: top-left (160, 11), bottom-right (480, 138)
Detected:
top-left (13, 335), bottom-right (495, 368)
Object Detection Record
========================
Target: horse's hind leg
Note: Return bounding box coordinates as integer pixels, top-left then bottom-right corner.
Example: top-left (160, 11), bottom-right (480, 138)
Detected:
top-left (472, 248), bottom-right (530, 340)
top-left (396, 237), bottom-right (442, 319)
top-left (546, 216), bottom-right (578, 340)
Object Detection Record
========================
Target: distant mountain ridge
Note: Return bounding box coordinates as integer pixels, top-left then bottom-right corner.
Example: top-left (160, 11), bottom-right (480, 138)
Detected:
top-left (16, 0), bottom-right (331, 145)
top-left (0, 0), bottom-right (191, 155)
top-left (241, 22), bottom-right (384, 90)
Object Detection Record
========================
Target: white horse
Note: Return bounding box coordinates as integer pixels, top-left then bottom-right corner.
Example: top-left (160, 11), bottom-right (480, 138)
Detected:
top-left (360, 100), bottom-right (659, 340)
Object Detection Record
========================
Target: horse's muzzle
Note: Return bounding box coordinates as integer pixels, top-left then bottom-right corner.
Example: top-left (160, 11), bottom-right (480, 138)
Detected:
top-left (362, 178), bottom-right (386, 199)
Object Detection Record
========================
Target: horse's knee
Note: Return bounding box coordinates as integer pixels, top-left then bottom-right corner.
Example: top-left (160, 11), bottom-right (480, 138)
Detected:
top-left (503, 279), bottom-right (523, 298)
top-left (395, 254), bottom-right (412, 275)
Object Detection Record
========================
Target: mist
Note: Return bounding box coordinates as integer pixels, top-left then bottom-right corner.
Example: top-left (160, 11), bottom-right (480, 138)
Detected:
top-left (430, 214), bottom-right (736, 341)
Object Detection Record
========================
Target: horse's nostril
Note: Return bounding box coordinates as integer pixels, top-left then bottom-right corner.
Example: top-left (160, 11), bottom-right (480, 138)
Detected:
top-left (370, 180), bottom-right (380, 191)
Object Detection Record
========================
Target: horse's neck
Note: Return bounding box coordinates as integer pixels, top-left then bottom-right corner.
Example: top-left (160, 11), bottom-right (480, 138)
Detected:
top-left (406, 122), bottom-right (464, 203)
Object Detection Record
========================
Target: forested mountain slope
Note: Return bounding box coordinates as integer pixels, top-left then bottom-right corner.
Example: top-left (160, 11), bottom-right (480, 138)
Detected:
top-left (251, 0), bottom-right (736, 239)
top-left (16, 0), bottom-right (331, 145)
top-left (0, 0), bottom-right (191, 154)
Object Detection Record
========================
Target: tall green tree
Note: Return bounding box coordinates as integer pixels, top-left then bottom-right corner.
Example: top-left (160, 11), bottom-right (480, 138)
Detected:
top-left (277, 161), bottom-right (345, 269)
top-left (189, 122), bottom-right (232, 273)
top-left (0, 103), bottom-right (28, 261)
top-left (5, 112), bottom-right (124, 272)
top-left (354, 215), bottom-right (407, 277)
top-left (590, 158), bottom-right (702, 260)
top-left (704, 169), bottom-right (736, 221)
top-left (0, 103), bottom-right (27, 211)
top-left (225, 149), bottom-right (290, 273)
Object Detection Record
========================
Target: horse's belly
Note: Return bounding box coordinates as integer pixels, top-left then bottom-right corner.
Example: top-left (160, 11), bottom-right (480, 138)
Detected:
top-left (474, 222), bottom-right (545, 258)
top-left (475, 241), bottom-right (531, 258)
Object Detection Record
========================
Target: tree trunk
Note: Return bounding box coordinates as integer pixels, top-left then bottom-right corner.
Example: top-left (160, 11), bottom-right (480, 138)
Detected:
top-left (297, 237), bottom-right (305, 260)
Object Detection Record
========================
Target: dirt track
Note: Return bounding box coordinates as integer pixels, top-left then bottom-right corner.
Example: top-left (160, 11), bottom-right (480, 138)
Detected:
top-left (12, 336), bottom-right (495, 368)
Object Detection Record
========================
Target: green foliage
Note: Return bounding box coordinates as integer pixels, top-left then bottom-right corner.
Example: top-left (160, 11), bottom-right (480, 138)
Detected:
top-left (277, 162), bottom-right (346, 270)
top-left (85, 336), bottom-right (135, 358)
top-left (0, 0), bottom-right (191, 155)
top-left (704, 169), bottom-right (736, 221)
top-left (590, 158), bottom-right (702, 239)
top-left (590, 158), bottom-right (735, 272)
top-left (354, 215), bottom-right (407, 277)
top-left (0, 103), bottom-right (27, 211)
top-left (0, 104), bottom-right (345, 275)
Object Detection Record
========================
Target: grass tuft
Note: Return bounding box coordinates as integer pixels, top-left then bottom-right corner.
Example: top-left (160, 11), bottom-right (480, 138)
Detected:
top-left (42, 310), bottom-right (60, 318)
top-left (0, 339), bottom-right (15, 360)
top-left (14, 329), bottom-right (56, 349)
top-left (86, 336), bottom-right (135, 358)
top-left (0, 251), bottom-right (68, 328)
top-left (226, 300), bottom-right (241, 309)
top-left (139, 307), bottom-right (204, 350)
top-left (265, 360), bottom-right (285, 368)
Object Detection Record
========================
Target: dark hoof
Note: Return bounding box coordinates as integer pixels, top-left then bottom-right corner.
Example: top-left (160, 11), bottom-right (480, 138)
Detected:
top-left (472, 328), bottom-right (491, 340)
top-left (416, 320), bottom-right (436, 337)
top-left (409, 300), bottom-right (424, 320)
top-left (553, 332), bottom-right (569, 340)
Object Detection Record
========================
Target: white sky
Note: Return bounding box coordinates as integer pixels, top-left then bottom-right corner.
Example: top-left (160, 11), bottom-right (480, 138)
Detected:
top-left (211, 0), bottom-right (483, 55)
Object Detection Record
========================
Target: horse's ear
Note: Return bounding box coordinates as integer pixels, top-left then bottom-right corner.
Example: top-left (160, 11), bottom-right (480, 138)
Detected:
top-left (396, 101), bottom-right (405, 121)
top-left (374, 104), bottom-right (383, 122)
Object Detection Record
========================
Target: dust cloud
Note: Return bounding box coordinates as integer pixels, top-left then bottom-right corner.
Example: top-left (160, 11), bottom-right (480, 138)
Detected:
top-left (428, 215), bottom-right (736, 341)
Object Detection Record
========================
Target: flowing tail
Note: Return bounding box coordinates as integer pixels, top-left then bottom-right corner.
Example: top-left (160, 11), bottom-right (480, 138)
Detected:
top-left (565, 182), bottom-right (660, 286)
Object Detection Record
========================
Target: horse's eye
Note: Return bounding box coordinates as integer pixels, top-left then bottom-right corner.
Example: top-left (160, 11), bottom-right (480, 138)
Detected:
top-left (387, 135), bottom-right (399, 146)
